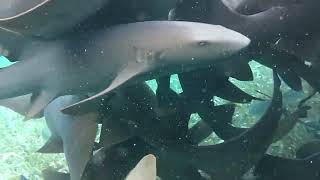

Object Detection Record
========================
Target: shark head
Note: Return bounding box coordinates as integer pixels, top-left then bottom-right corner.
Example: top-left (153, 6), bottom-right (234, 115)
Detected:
top-left (137, 21), bottom-right (250, 73)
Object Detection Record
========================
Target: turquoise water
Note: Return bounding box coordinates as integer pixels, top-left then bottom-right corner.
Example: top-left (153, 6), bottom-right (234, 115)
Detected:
top-left (0, 57), bottom-right (14, 67)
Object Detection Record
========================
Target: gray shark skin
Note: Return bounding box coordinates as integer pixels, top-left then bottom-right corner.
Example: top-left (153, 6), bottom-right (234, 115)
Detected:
top-left (152, 71), bottom-right (282, 180)
top-left (0, 0), bottom-right (110, 38)
top-left (59, 21), bottom-right (250, 115)
top-left (254, 153), bottom-right (320, 180)
top-left (296, 140), bottom-right (320, 159)
top-left (42, 95), bottom-right (98, 180)
top-left (0, 21), bottom-right (250, 118)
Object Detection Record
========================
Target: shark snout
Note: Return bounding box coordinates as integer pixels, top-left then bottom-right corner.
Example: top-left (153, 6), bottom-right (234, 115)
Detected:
top-left (211, 25), bottom-right (251, 55)
top-left (225, 29), bottom-right (251, 52)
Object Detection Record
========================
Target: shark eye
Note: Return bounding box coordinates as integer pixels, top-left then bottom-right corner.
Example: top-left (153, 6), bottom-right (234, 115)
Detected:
top-left (198, 41), bottom-right (210, 47)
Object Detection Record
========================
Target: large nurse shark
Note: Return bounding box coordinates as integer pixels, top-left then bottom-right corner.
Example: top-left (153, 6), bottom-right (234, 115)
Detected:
top-left (0, 21), bottom-right (250, 118)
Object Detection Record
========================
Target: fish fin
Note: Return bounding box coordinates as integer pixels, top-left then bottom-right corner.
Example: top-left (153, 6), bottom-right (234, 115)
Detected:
top-left (64, 112), bottom-right (98, 180)
top-left (37, 135), bottom-right (63, 153)
top-left (216, 81), bottom-right (263, 103)
top-left (24, 90), bottom-right (56, 120)
top-left (277, 67), bottom-right (302, 91)
top-left (61, 63), bottom-right (148, 115)
top-left (0, 94), bottom-right (43, 118)
top-left (125, 154), bottom-right (157, 180)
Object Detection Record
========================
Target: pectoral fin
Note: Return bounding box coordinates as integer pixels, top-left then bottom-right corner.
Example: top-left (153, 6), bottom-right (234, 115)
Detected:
top-left (62, 63), bottom-right (148, 115)
top-left (24, 90), bottom-right (57, 120)
top-left (0, 94), bottom-right (43, 118)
